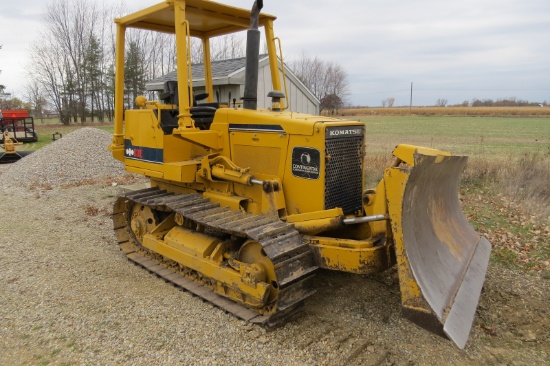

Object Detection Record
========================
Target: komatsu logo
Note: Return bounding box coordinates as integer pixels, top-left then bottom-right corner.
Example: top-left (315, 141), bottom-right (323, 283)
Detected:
top-left (329, 129), bottom-right (361, 136)
top-left (326, 126), bottom-right (364, 139)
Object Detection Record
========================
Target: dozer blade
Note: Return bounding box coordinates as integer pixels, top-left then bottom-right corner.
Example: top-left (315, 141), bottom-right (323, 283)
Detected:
top-left (384, 151), bottom-right (491, 349)
top-left (0, 150), bottom-right (32, 164)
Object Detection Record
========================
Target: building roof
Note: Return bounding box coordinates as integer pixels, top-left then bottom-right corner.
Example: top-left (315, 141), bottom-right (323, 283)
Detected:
top-left (146, 55), bottom-right (268, 91)
top-left (145, 54), bottom-right (320, 107)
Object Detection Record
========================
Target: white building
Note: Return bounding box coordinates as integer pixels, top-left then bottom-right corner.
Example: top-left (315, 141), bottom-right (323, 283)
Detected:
top-left (146, 55), bottom-right (319, 115)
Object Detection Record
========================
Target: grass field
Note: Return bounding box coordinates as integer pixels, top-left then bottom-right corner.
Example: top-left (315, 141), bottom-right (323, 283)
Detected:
top-left (353, 115), bottom-right (549, 187)
top-left (354, 115), bottom-right (550, 157)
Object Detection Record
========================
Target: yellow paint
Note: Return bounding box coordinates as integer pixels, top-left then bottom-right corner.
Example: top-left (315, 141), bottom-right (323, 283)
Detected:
top-left (143, 230), bottom-right (270, 307)
top-left (363, 180), bottom-right (389, 236)
top-left (1, 131), bottom-right (22, 153)
top-left (392, 144), bottom-right (451, 167)
top-left (307, 236), bottom-right (391, 274)
top-left (384, 167), bottom-right (424, 302)
top-left (287, 208), bottom-right (343, 223)
top-left (286, 209), bottom-right (344, 235)
top-left (163, 226), bottom-right (221, 258)
top-left (203, 191), bottom-right (248, 211)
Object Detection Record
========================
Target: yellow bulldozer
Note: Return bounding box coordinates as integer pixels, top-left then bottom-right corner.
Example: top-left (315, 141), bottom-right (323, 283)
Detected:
top-left (110, 0), bottom-right (491, 349)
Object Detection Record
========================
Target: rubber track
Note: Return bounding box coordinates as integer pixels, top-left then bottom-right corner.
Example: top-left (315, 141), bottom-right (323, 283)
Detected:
top-left (112, 187), bottom-right (317, 326)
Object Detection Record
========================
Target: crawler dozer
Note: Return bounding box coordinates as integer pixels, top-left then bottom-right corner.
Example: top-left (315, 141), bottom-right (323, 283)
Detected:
top-left (110, 0), bottom-right (491, 349)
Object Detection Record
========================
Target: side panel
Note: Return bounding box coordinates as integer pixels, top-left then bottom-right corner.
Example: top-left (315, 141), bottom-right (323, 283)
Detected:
top-left (283, 123), bottom-right (364, 215)
top-left (123, 109), bottom-right (165, 176)
top-left (230, 131), bottom-right (287, 180)
top-left (230, 130), bottom-right (288, 212)
top-left (283, 132), bottom-right (326, 215)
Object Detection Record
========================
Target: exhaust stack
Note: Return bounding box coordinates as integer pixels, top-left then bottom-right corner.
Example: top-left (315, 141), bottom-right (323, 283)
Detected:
top-left (243, 0), bottom-right (263, 110)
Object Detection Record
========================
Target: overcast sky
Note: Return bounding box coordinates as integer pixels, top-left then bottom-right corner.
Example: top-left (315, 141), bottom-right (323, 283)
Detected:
top-left (1, 0), bottom-right (549, 106)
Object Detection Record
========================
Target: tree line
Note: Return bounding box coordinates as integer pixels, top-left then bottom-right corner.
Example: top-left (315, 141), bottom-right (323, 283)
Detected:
top-left (374, 97), bottom-right (547, 108)
top-left (24, 0), bottom-right (181, 124)
top-left (458, 98), bottom-right (547, 107)
top-left (289, 52), bottom-right (349, 114)
top-left (16, 0), bottom-right (248, 124)
top-left (2, 0), bottom-right (350, 123)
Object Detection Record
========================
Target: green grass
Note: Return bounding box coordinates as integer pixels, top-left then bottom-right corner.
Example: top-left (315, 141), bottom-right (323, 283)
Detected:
top-left (347, 115), bottom-right (550, 157)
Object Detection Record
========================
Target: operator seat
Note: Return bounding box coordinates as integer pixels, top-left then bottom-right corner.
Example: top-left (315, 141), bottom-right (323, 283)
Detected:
top-left (157, 81), bottom-right (220, 132)
top-left (158, 81), bottom-right (179, 134)
top-left (191, 92), bottom-right (219, 130)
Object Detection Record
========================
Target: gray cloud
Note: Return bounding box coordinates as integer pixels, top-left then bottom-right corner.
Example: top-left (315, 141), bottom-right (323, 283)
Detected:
top-left (1, 0), bottom-right (548, 105)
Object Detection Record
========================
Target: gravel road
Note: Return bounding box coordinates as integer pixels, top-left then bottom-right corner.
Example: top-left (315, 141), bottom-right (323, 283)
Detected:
top-left (0, 129), bottom-right (548, 365)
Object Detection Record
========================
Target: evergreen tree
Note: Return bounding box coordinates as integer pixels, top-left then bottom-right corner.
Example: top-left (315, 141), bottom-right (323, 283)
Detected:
top-left (86, 35), bottom-right (103, 122)
top-left (124, 41), bottom-right (145, 109)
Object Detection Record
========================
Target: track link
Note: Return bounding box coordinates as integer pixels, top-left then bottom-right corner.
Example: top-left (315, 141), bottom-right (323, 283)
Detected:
top-left (112, 187), bottom-right (317, 326)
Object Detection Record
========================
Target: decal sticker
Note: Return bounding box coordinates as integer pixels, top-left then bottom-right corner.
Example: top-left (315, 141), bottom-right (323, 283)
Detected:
top-left (326, 126), bottom-right (364, 139)
top-left (292, 147), bottom-right (320, 180)
top-left (124, 139), bottom-right (163, 163)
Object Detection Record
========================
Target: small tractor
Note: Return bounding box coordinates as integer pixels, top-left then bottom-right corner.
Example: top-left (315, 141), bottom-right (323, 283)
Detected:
top-left (109, 0), bottom-right (491, 349)
top-left (0, 131), bottom-right (33, 164)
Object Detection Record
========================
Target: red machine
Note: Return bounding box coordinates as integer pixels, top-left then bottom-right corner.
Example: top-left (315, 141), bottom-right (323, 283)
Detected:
top-left (0, 110), bottom-right (38, 143)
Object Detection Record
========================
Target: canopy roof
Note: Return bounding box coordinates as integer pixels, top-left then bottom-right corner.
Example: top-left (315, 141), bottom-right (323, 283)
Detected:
top-left (115, 0), bottom-right (276, 38)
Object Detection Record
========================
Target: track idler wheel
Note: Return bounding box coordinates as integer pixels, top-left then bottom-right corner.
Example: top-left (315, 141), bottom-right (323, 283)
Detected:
top-left (129, 204), bottom-right (158, 244)
top-left (238, 240), bottom-right (279, 309)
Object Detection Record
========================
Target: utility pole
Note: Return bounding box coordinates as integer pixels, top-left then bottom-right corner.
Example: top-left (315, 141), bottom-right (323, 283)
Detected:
top-left (409, 82), bottom-right (413, 114)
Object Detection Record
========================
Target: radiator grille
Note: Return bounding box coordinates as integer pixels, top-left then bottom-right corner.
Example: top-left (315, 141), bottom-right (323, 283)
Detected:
top-left (325, 136), bottom-right (363, 214)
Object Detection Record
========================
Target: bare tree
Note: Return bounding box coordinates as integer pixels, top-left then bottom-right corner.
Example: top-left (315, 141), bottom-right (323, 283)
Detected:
top-left (290, 51), bottom-right (349, 112)
top-left (29, 32), bottom-right (70, 123)
top-left (321, 94), bottom-right (343, 115)
top-left (211, 33), bottom-right (246, 61)
top-left (381, 97), bottom-right (395, 107)
top-left (291, 52), bottom-right (324, 99)
top-left (26, 0), bottom-right (249, 123)
top-left (28, 0), bottom-right (103, 123)
top-left (25, 80), bottom-right (49, 123)
top-left (435, 98), bottom-right (448, 107)
top-left (189, 33), bottom-right (246, 64)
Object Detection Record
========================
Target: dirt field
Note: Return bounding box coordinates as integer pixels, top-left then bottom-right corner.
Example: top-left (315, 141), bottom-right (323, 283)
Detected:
top-left (0, 163), bottom-right (548, 365)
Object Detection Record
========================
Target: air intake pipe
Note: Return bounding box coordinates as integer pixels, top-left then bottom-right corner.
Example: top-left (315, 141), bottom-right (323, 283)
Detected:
top-left (243, 0), bottom-right (263, 110)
